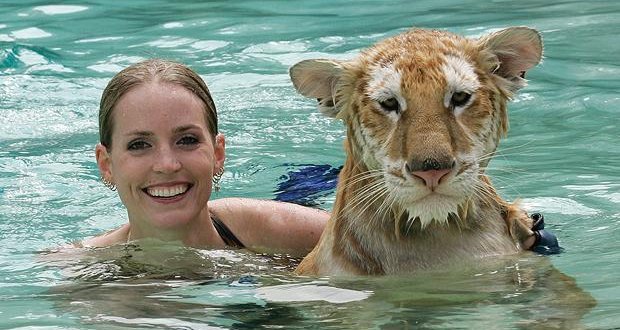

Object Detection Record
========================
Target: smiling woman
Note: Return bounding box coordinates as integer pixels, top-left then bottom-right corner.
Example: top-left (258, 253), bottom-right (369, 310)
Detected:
top-left (81, 59), bottom-right (328, 256)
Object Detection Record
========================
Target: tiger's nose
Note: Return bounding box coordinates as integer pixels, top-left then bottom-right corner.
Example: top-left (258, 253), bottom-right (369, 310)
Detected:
top-left (406, 158), bottom-right (454, 190)
top-left (411, 169), bottom-right (451, 190)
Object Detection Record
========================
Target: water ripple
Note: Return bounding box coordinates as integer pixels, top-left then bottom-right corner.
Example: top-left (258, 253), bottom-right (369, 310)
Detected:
top-left (10, 27), bottom-right (52, 40)
top-left (33, 5), bottom-right (89, 15)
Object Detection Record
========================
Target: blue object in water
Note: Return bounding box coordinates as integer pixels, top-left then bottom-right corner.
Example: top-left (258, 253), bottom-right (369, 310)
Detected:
top-left (274, 164), bottom-right (342, 206)
top-left (530, 213), bottom-right (564, 255)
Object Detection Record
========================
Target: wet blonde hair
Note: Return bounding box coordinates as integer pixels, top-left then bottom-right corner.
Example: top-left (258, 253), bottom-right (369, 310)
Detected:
top-left (99, 59), bottom-right (218, 148)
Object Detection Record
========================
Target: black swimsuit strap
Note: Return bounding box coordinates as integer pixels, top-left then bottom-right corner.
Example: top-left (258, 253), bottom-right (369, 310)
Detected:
top-left (211, 214), bottom-right (245, 248)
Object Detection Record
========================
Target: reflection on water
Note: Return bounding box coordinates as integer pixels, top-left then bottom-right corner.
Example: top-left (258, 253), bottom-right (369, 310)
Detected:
top-left (41, 241), bottom-right (301, 281)
top-left (41, 244), bottom-right (594, 329)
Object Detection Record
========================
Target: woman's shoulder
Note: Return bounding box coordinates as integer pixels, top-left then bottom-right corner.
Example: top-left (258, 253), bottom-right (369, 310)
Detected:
top-left (209, 197), bottom-right (328, 228)
top-left (208, 198), bottom-right (329, 256)
top-left (80, 224), bottom-right (130, 248)
top-left (208, 198), bottom-right (277, 232)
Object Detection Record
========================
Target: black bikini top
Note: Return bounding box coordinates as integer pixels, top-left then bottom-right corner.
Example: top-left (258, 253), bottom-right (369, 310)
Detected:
top-left (211, 214), bottom-right (245, 248)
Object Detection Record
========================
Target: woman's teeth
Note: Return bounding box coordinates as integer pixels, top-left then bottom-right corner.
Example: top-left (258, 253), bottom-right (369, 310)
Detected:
top-left (146, 184), bottom-right (189, 197)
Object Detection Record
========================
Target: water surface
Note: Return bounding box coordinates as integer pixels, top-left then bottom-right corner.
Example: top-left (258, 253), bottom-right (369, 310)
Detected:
top-left (1, 0), bottom-right (619, 329)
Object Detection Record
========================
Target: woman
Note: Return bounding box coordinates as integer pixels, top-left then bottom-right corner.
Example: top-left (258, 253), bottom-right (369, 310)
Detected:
top-left (83, 59), bottom-right (328, 257)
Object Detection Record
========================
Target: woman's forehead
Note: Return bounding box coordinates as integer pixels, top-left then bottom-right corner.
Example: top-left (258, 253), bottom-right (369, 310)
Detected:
top-left (112, 82), bottom-right (209, 133)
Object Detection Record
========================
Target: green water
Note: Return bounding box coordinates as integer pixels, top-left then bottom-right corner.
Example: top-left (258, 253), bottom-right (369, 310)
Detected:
top-left (1, 0), bottom-right (619, 329)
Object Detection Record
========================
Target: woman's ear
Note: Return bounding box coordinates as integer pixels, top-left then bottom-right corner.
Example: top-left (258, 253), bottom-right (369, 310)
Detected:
top-left (95, 143), bottom-right (113, 182)
top-left (214, 133), bottom-right (226, 172)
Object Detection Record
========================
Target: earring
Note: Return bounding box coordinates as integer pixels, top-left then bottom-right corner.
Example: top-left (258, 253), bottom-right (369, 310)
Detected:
top-left (101, 176), bottom-right (117, 191)
top-left (212, 167), bottom-right (224, 192)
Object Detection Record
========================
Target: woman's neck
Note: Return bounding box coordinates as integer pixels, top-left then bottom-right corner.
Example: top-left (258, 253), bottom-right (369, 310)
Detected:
top-left (126, 210), bottom-right (223, 248)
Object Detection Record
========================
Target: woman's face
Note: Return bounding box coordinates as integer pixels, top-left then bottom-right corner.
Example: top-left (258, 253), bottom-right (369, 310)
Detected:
top-left (96, 81), bottom-right (224, 230)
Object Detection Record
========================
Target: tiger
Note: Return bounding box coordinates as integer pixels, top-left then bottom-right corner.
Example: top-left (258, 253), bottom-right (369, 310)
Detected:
top-left (289, 26), bottom-right (545, 276)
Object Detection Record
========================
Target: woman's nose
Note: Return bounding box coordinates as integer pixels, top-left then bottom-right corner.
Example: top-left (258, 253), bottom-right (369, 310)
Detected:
top-left (153, 147), bottom-right (181, 173)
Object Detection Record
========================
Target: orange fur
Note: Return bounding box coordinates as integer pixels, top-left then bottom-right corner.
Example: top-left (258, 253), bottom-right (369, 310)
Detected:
top-left (291, 27), bottom-right (543, 276)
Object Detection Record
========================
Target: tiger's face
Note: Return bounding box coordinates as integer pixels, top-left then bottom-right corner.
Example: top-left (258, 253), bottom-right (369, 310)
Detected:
top-left (291, 27), bottom-right (542, 228)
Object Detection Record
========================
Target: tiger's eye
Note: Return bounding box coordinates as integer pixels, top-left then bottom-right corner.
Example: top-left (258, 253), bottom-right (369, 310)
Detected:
top-left (379, 98), bottom-right (400, 112)
top-left (451, 91), bottom-right (471, 108)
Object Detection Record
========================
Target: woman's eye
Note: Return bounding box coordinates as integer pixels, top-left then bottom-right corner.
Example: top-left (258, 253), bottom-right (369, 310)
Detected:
top-left (379, 97), bottom-right (400, 112)
top-left (127, 140), bottom-right (151, 151)
top-left (178, 135), bottom-right (199, 146)
top-left (451, 91), bottom-right (472, 108)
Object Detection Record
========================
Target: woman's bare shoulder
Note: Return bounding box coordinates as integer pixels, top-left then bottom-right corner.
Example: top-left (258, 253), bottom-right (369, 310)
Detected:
top-left (209, 198), bottom-right (329, 229)
top-left (79, 224), bottom-right (130, 248)
top-left (210, 197), bottom-right (329, 214)
top-left (209, 198), bottom-right (329, 256)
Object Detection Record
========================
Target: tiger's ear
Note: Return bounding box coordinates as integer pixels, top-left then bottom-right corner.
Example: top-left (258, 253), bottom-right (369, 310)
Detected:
top-left (480, 27), bottom-right (543, 93)
top-left (289, 59), bottom-right (344, 118)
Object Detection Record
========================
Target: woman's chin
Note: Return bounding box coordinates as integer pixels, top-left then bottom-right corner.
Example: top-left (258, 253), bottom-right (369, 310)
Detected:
top-left (150, 213), bottom-right (196, 229)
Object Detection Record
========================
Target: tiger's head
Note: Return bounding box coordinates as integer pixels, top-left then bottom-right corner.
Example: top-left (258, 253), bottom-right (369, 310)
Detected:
top-left (290, 27), bottom-right (542, 229)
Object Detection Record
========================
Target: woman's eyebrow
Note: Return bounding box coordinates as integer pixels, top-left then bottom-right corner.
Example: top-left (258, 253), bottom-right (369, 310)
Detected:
top-left (124, 130), bottom-right (152, 137)
top-left (122, 125), bottom-right (202, 137)
top-left (173, 124), bottom-right (201, 133)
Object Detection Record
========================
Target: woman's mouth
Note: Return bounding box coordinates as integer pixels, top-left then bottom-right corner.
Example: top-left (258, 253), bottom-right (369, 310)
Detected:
top-left (144, 184), bottom-right (191, 198)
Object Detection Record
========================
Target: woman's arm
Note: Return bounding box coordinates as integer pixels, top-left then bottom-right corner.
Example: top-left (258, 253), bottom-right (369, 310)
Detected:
top-left (209, 198), bottom-right (328, 257)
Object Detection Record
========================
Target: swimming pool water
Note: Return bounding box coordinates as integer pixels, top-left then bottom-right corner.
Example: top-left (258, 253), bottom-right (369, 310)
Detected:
top-left (1, 0), bottom-right (619, 329)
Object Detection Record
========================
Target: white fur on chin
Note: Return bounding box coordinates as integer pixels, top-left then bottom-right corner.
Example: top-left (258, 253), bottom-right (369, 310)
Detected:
top-left (402, 194), bottom-right (462, 230)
